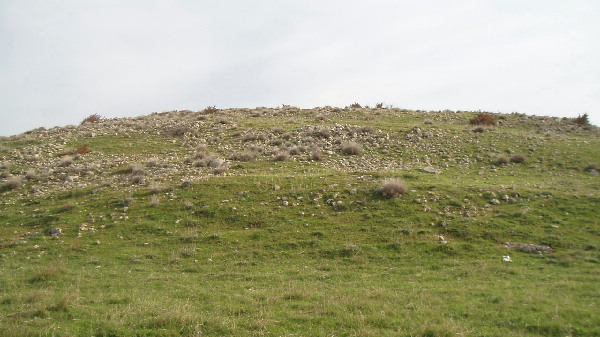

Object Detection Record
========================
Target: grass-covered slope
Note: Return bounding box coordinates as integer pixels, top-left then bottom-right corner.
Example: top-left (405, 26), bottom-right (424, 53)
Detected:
top-left (1, 107), bottom-right (599, 336)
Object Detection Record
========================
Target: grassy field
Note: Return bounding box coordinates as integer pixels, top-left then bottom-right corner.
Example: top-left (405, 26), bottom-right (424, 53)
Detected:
top-left (1, 107), bottom-right (599, 336)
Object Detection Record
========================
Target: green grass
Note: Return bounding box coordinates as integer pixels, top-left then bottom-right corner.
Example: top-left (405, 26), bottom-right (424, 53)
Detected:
top-left (1, 107), bottom-right (599, 336)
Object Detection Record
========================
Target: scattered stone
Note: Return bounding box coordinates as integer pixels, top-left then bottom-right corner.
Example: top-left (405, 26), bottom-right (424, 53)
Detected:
top-left (505, 243), bottom-right (552, 254)
top-left (420, 166), bottom-right (442, 174)
top-left (490, 199), bottom-right (500, 205)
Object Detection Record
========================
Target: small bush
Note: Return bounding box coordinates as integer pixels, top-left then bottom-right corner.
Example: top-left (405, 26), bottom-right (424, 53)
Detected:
top-left (510, 154), bottom-right (526, 163)
top-left (212, 166), bottom-right (228, 175)
top-left (4, 176), bottom-right (23, 190)
top-left (148, 183), bottom-right (164, 194)
top-left (469, 113), bottom-right (496, 126)
top-left (58, 156), bottom-right (73, 167)
top-left (25, 169), bottom-right (37, 180)
top-left (127, 164), bottom-right (147, 175)
top-left (378, 179), bottom-right (407, 199)
top-left (311, 149), bottom-right (323, 161)
top-left (274, 152), bottom-right (289, 161)
top-left (149, 196), bottom-right (160, 206)
top-left (496, 156), bottom-right (509, 165)
top-left (123, 197), bottom-right (134, 206)
top-left (80, 114), bottom-right (103, 125)
top-left (203, 106), bottom-right (218, 114)
top-left (341, 142), bottom-right (362, 155)
top-left (146, 157), bottom-right (159, 167)
top-left (130, 175), bottom-right (146, 185)
top-left (375, 102), bottom-right (384, 109)
top-left (349, 103), bottom-right (362, 109)
top-left (231, 151), bottom-right (257, 162)
top-left (288, 146), bottom-right (304, 156)
top-left (573, 113), bottom-right (590, 126)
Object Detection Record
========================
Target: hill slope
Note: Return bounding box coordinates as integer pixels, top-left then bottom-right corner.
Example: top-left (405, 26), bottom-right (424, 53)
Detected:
top-left (1, 107), bottom-right (599, 336)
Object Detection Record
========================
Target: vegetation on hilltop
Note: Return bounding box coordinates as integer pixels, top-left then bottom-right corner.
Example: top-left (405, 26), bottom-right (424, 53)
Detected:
top-left (0, 106), bottom-right (599, 336)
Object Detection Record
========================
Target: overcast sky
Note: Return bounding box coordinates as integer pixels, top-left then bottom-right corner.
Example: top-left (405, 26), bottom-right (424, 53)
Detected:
top-left (1, 0), bottom-right (599, 136)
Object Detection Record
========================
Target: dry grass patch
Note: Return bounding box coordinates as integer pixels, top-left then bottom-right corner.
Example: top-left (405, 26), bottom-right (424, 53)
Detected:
top-left (378, 179), bottom-right (407, 199)
top-left (469, 113), bottom-right (496, 126)
top-left (341, 142), bottom-right (362, 155)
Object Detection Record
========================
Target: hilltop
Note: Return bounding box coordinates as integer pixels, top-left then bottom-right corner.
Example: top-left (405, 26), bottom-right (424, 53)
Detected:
top-left (1, 106), bottom-right (599, 336)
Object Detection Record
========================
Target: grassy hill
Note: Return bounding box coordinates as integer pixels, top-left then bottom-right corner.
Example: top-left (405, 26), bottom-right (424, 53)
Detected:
top-left (1, 106), bottom-right (599, 336)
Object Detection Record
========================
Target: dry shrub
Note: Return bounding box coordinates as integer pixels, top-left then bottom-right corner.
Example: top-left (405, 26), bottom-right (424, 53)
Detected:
top-left (469, 113), bottom-right (496, 126)
top-left (288, 146), bottom-right (304, 156)
top-left (58, 156), bottom-right (73, 167)
top-left (80, 114), bottom-right (103, 125)
top-left (341, 142), bottom-right (362, 155)
top-left (4, 176), bottom-right (23, 190)
top-left (130, 175), bottom-right (146, 185)
top-left (510, 154), bottom-right (526, 163)
top-left (149, 196), bottom-right (160, 206)
top-left (212, 166), bottom-right (228, 175)
top-left (127, 164), bottom-right (147, 175)
top-left (375, 102), bottom-right (384, 109)
top-left (496, 156), bottom-right (509, 165)
top-left (349, 103), bottom-right (362, 109)
top-left (146, 157), bottom-right (159, 167)
top-left (378, 179), bottom-right (407, 199)
top-left (573, 113), bottom-right (590, 126)
top-left (148, 183), bottom-right (164, 194)
top-left (203, 106), bottom-right (218, 114)
top-left (231, 151), bottom-right (257, 162)
top-left (311, 149), bottom-right (323, 161)
top-left (25, 169), bottom-right (37, 180)
top-left (274, 152), bottom-right (289, 161)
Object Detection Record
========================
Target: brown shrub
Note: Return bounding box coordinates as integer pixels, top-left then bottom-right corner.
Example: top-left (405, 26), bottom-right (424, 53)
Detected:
top-left (349, 103), bottom-right (362, 109)
top-left (80, 114), bottom-right (103, 125)
top-left (203, 106), bottom-right (218, 114)
top-left (469, 113), bottom-right (496, 126)
top-left (510, 154), bottom-right (526, 163)
top-left (58, 144), bottom-right (90, 157)
top-left (573, 113), bottom-right (590, 126)
top-left (378, 179), bottom-right (407, 199)
top-left (496, 156), bottom-right (509, 165)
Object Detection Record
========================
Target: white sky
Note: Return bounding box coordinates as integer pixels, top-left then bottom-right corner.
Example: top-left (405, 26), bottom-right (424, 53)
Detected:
top-left (1, 0), bottom-right (599, 136)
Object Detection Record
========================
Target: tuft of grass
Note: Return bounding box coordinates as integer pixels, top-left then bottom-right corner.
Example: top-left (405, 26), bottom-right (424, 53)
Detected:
top-left (146, 157), bottom-right (160, 167)
top-left (341, 142), bottom-right (362, 155)
top-left (510, 154), bottom-right (527, 163)
top-left (149, 196), bottom-right (160, 206)
top-left (30, 266), bottom-right (63, 283)
top-left (58, 156), bottom-right (74, 167)
top-left (274, 152), bottom-right (289, 161)
top-left (496, 156), bottom-right (509, 165)
top-left (469, 112), bottom-right (496, 126)
top-left (311, 148), bottom-right (323, 161)
top-left (378, 178), bottom-right (407, 199)
top-left (3, 175), bottom-right (22, 190)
